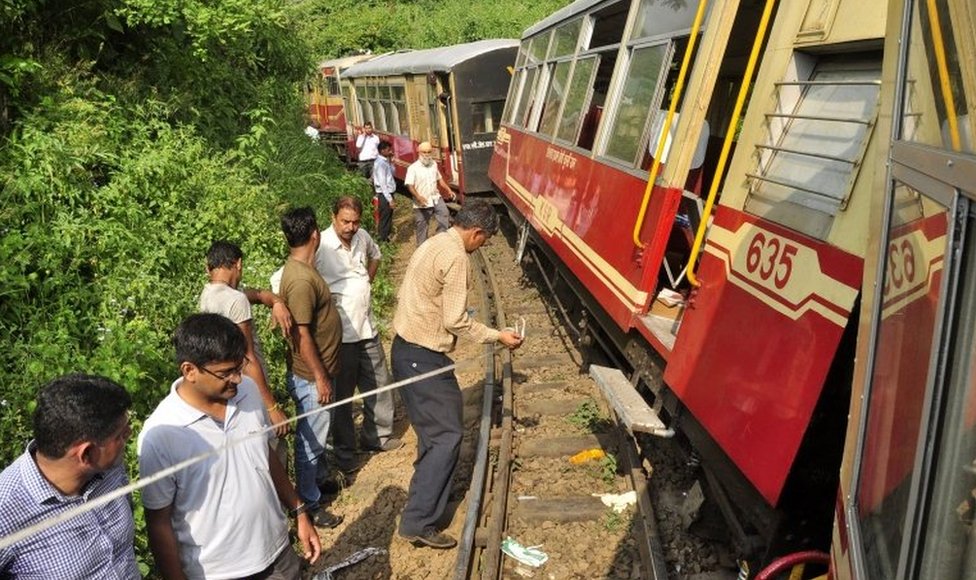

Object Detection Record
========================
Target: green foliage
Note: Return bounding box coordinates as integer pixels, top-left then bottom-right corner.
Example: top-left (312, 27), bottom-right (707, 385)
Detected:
top-left (603, 508), bottom-right (625, 532)
top-left (289, 0), bottom-right (572, 58)
top-left (567, 399), bottom-right (610, 433)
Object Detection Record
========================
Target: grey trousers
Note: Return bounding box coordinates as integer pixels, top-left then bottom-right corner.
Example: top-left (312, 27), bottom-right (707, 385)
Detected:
top-left (413, 199), bottom-right (450, 245)
top-left (332, 335), bottom-right (396, 468)
top-left (391, 335), bottom-right (461, 536)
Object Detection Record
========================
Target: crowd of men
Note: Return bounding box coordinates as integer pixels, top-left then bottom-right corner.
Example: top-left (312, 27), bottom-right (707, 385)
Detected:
top-left (0, 168), bottom-right (523, 578)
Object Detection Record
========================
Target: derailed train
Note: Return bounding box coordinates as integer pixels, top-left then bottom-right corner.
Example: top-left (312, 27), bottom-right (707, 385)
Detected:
top-left (486, 0), bottom-right (976, 578)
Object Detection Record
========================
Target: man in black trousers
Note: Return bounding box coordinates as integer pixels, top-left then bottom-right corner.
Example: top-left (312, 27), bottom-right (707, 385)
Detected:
top-left (391, 199), bottom-right (522, 549)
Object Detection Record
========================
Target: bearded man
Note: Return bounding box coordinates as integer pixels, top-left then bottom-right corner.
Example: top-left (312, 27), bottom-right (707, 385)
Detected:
top-left (404, 141), bottom-right (455, 245)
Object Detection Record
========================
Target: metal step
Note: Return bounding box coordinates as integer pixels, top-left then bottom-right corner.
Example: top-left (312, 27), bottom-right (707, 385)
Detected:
top-left (589, 365), bottom-right (673, 437)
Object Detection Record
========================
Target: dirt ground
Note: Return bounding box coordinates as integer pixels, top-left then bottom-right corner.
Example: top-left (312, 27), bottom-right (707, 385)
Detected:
top-left (304, 200), bottom-right (489, 579)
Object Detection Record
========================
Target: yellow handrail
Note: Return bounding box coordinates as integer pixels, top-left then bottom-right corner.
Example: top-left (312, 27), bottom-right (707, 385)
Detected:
top-left (631, 0), bottom-right (710, 248)
top-left (686, 0), bottom-right (778, 287)
top-left (925, 0), bottom-right (962, 151)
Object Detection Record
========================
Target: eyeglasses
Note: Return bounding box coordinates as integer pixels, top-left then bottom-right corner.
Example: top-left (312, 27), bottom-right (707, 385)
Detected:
top-left (198, 358), bottom-right (249, 381)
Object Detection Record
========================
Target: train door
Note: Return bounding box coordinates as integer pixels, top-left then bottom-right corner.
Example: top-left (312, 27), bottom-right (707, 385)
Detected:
top-left (843, 1), bottom-right (976, 578)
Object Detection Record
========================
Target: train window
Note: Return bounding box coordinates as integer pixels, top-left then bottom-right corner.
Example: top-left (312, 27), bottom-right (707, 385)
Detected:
top-left (854, 190), bottom-right (952, 579)
top-left (528, 32), bottom-right (550, 65)
top-left (549, 18), bottom-right (581, 59)
top-left (326, 75), bottom-right (340, 97)
top-left (588, 0), bottom-right (628, 50)
top-left (917, 206), bottom-right (976, 579)
top-left (557, 56), bottom-right (597, 143)
top-left (514, 67), bottom-right (541, 129)
top-left (472, 100), bottom-right (504, 134)
top-left (630, 0), bottom-right (703, 42)
top-left (427, 83), bottom-right (442, 145)
top-left (603, 43), bottom-right (670, 165)
top-left (538, 61), bottom-right (572, 137)
top-left (745, 54), bottom-right (881, 239)
top-left (372, 101), bottom-right (386, 132)
top-left (392, 86), bottom-right (409, 137)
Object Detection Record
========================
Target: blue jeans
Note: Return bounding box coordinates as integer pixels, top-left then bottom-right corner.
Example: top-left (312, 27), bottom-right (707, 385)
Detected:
top-left (287, 373), bottom-right (332, 509)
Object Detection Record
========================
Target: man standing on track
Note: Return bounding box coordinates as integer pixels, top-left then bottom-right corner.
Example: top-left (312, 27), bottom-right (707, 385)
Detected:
top-left (404, 141), bottom-right (454, 245)
top-left (199, 240), bottom-right (293, 437)
top-left (318, 196), bottom-right (403, 479)
top-left (278, 206), bottom-right (345, 529)
top-left (355, 122), bottom-right (380, 178)
top-left (0, 374), bottom-right (137, 579)
top-left (139, 314), bottom-right (320, 578)
top-left (391, 199), bottom-right (523, 549)
top-left (372, 140), bottom-right (396, 242)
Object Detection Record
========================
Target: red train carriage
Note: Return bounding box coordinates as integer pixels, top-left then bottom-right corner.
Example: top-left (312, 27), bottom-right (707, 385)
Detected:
top-left (305, 53), bottom-right (375, 160)
top-left (342, 39), bottom-right (517, 198)
top-left (490, 0), bottom-right (888, 565)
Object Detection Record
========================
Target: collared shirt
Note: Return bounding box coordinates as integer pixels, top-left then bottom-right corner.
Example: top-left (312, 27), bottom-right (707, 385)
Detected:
top-left (393, 228), bottom-right (500, 352)
top-left (356, 133), bottom-right (380, 161)
top-left (280, 258), bottom-right (342, 380)
top-left (404, 160), bottom-right (442, 209)
top-left (372, 156), bottom-right (395, 202)
top-left (138, 377), bottom-right (288, 580)
top-left (0, 443), bottom-right (138, 580)
top-left (316, 226), bottom-right (381, 343)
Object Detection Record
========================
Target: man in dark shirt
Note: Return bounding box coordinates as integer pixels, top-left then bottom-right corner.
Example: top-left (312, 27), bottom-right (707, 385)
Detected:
top-left (279, 206), bottom-right (345, 528)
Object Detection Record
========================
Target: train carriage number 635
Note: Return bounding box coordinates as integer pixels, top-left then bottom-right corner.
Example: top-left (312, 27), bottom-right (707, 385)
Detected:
top-left (745, 232), bottom-right (799, 290)
top-left (883, 237), bottom-right (917, 298)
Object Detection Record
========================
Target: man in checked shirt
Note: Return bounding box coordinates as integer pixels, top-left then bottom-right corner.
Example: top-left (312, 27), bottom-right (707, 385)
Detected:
top-left (391, 199), bottom-right (523, 549)
top-left (0, 374), bottom-right (137, 579)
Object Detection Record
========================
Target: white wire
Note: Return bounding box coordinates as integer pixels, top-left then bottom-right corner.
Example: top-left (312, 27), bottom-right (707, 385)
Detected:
top-left (0, 361), bottom-right (460, 551)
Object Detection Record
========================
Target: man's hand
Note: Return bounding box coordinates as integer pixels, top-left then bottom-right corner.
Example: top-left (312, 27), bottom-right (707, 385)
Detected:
top-left (296, 513), bottom-right (321, 564)
top-left (270, 301), bottom-right (293, 338)
top-left (269, 407), bottom-right (290, 437)
top-left (315, 377), bottom-right (333, 405)
top-left (498, 330), bottom-right (524, 350)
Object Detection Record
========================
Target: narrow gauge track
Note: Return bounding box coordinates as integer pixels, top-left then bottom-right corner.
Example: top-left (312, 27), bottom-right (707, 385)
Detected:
top-left (452, 216), bottom-right (665, 579)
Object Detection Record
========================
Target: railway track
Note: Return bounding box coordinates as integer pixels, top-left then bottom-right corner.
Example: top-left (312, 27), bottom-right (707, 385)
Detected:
top-left (452, 217), bottom-right (667, 579)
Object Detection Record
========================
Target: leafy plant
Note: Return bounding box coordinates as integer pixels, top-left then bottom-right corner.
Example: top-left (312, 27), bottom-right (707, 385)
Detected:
top-left (567, 399), bottom-right (605, 432)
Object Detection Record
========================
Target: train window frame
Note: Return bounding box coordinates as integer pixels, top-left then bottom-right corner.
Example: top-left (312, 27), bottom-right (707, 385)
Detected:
top-left (537, 59), bottom-right (574, 137)
top-left (744, 53), bottom-right (882, 240)
top-left (598, 39), bottom-right (673, 167)
top-left (472, 100), bottom-right (505, 134)
top-left (849, 136), bottom-right (975, 579)
top-left (555, 55), bottom-right (599, 145)
top-left (548, 18), bottom-right (582, 60)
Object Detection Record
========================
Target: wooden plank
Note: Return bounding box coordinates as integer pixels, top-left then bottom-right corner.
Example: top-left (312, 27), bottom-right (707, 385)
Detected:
top-left (515, 353), bottom-right (577, 369)
top-left (511, 496), bottom-right (608, 522)
top-left (589, 365), bottom-right (669, 436)
top-left (517, 380), bottom-right (568, 394)
top-left (520, 397), bottom-right (588, 416)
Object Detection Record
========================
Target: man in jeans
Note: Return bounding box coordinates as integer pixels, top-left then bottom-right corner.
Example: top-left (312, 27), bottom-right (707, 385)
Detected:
top-left (278, 206), bottom-right (344, 528)
top-left (317, 196), bottom-right (403, 478)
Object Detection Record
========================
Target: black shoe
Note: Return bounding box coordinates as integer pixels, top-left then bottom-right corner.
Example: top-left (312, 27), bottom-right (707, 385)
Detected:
top-left (312, 510), bottom-right (344, 529)
top-left (364, 437), bottom-right (404, 453)
top-left (337, 458), bottom-right (366, 476)
top-left (318, 479), bottom-right (342, 496)
top-left (400, 531), bottom-right (457, 549)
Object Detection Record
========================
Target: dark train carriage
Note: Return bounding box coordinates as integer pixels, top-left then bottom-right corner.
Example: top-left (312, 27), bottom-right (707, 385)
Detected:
top-left (343, 39), bottom-right (517, 198)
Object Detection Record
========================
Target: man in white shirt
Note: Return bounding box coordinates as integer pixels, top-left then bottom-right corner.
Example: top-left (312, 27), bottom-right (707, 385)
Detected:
top-left (355, 122), bottom-right (380, 178)
top-left (139, 313), bottom-right (320, 579)
top-left (317, 196), bottom-right (402, 473)
top-left (404, 141), bottom-right (454, 245)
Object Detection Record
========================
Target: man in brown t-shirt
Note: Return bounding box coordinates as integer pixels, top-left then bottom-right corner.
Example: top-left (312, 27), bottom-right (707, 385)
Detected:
top-left (279, 206), bottom-right (344, 528)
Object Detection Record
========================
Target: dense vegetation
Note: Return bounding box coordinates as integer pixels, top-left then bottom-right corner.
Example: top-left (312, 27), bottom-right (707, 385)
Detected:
top-left (0, 0), bottom-right (567, 573)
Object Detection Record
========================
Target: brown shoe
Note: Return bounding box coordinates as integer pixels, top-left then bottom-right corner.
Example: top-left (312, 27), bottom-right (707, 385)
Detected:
top-left (400, 531), bottom-right (457, 549)
top-left (312, 510), bottom-right (344, 529)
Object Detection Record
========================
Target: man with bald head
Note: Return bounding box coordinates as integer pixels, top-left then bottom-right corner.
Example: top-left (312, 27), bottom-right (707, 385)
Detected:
top-left (404, 141), bottom-right (454, 245)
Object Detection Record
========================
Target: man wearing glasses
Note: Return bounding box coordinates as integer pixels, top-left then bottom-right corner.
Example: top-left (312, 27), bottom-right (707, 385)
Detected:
top-left (405, 141), bottom-right (454, 245)
top-left (139, 313), bottom-right (321, 579)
